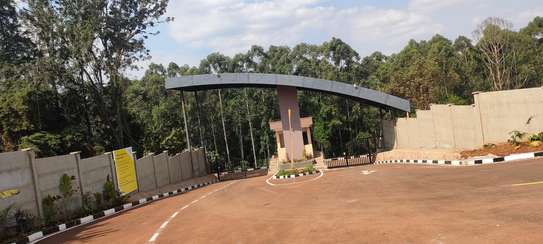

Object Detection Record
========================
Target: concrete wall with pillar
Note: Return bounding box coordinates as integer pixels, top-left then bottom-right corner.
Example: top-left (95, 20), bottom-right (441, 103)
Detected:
top-left (276, 86), bottom-right (305, 161)
top-left (135, 153), bottom-right (157, 192)
top-left (79, 154), bottom-right (115, 195)
top-left (0, 148), bottom-right (209, 220)
top-left (0, 151), bottom-right (40, 217)
top-left (386, 87), bottom-right (543, 150)
top-left (270, 116), bottom-right (314, 163)
top-left (35, 154), bottom-right (83, 212)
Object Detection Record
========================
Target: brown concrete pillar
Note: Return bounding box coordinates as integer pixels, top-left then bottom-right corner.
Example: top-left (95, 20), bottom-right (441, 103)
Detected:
top-left (276, 86), bottom-right (304, 161)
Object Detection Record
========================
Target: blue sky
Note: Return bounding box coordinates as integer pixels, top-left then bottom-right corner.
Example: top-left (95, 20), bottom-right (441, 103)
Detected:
top-left (130, 0), bottom-right (543, 78)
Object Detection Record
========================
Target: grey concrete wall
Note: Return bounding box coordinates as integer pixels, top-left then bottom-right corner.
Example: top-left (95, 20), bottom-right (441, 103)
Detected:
top-left (168, 153), bottom-right (182, 183)
top-left (431, 104), bottom-right (456, 149)
top-left (1, 148), bottom-right (209, 219)
top-left (450, 105), bottom-right (483, 149)
top-left (199, 150), bottom-right (207, 176)
top-left (382, 120), bottom-right (396, 150)
top-left (191, 149), bottom-right (207, 177)
top-left (394, 118), bottom-right (409, 149)
top-left (190, 150), bottom-right (200, 177)
top-left (0, 151), bottom-right (38, 216)
top-left (180, 152), bottom-right (193, 180)
top-left (35, 154), bottom-right (82, 211)
top-left (415, 110), bottom-right (436, 148)
top-left (476, 87), bottom-right (543, 144)
top-left (153, 152), bottom-right (170, 188)
top-left (80, 154), bottom-right (114, 195)
top-left (135, 154), bottom-right (156, 192)
top-left (405, 118), bottom-right (421, 148)
top-left (195, 150), bottom-right (207, 177)
top-left (387, 87), bottom-right (543, 150)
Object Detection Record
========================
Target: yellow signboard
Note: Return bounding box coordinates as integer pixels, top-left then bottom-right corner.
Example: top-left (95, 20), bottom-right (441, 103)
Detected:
top-left (113, 147), bottom-right (138, 195)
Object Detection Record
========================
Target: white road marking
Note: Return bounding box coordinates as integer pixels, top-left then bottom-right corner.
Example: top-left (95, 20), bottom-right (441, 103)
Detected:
top-left (361, 170), bottom-right (376, 175)
top-left (149, 233), bottom-right (159, 242)
top-left (265, 170), bottom-right (324, 186)
top-left (159, 221), bottom-right (169, 229)
top-left (511, 181), bottom-right (543, 187)
top-left (148, 181), bottom-right (236, 243)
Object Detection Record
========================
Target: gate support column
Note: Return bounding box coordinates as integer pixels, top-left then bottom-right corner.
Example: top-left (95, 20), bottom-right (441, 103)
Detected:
top-left (276, 86), bottom-right (304, 161)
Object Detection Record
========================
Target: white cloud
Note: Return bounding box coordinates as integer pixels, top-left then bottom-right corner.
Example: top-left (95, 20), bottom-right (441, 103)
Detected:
top-left (408, 0), bottom-right (471, 12)
top-left (125, 0), bottom-right (543, 78)
top-left (166, 0), bottom-right (440, 56)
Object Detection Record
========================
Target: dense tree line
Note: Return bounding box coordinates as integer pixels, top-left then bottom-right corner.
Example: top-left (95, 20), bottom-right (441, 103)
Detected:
top-left (1, 0), bottom-right (542, 165)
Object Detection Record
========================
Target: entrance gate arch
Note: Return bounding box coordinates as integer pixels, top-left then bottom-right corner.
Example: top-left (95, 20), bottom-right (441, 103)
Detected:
top-left (166, 73), bottom-right (410, 164)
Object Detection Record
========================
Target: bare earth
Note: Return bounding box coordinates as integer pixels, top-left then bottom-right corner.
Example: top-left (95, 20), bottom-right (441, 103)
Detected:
top-left (40, 159), bottom-right (543, 244)
top-left (461, 142), bottom-right (543, 158)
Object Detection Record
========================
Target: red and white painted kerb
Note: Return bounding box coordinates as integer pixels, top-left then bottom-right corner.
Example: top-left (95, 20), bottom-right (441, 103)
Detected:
top-left (16, 179), bottom-right (220, 244)
top-left (375, 151), bottom-right (543, 166)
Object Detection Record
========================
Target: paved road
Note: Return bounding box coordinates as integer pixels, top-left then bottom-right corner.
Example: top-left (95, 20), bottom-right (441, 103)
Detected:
top-left (41, 159), bottom-right (543, 243)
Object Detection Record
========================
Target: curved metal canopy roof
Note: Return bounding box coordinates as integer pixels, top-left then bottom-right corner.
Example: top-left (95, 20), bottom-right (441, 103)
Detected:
top-left (166, 73), bottom-right (410, 112)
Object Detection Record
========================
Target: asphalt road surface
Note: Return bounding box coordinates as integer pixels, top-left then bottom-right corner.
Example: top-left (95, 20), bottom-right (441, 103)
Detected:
top-left (40, 158), bottom-right (543, 243)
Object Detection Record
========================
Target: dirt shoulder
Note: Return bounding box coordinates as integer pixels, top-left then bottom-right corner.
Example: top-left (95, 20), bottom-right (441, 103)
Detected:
top-left (461, 142), bottom-right (543, 158)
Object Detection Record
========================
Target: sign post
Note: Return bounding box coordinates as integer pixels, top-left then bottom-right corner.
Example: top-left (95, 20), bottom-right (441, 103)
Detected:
top-left (112, 147), bottom-right (138, 195)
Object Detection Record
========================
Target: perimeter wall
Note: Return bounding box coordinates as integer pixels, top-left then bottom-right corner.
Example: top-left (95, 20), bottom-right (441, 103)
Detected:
top-left (387, 87), bottom-right (543, 150)
top-left (0, 148), bottom-right (209, 219)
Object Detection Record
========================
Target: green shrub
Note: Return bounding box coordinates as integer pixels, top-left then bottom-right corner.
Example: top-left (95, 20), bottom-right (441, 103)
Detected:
top-left (0, 205), bottom-right (15, 239)
top-left (303, 165), bottom-right (315, 173)
top-left (18, 132), bottom-right (64, 157)
top-left (80, 192), bottom-right (97, 216)
top-left (42, 195), bottom-right (60, 225)
top-left (276, 168), bottom-right (301, 177)
top-left (58, 174), bottom-right (77, 221)
top-left (102, 176), bottom-right (128, 209)
top-left (14, 209), bottom-right (35, 233)
top-left (528, 132), bottom-right (543, 142)
top-left (508, 130), bottom-right (526, 146)
top-left (483, 143), bottom-right (496, 149)
top-left (94, 192), bottom-right (103, 209)
top-left (102, 177), bottom-right (116, 204)
top-left (59, 174), bottom-right (76, 198)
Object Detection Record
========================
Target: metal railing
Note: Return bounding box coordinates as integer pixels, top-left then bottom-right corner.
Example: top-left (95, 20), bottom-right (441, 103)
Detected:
top-left (324, 154), bottom-right (373, 169)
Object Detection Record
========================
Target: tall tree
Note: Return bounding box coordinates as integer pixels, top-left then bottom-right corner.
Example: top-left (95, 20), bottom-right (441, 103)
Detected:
top-left (474, 17), bottom-right (517, 90)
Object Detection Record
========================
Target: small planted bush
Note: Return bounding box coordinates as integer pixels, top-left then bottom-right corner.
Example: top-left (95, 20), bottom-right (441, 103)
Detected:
top-left (42, 195), bottom-right (61, 225)
top-left (80, 192), bottom-right (97, 216)
top-left (303, 165), bottom-right (315, 173)
top-left (528, 132), bottom-right (543, 142)
top-left (528, 132), bottom-right (543, 147)
top-left (14, 209), bottom-right (35, 234)
top-left (102, 176), bottom-right (128, 209)
top-left (483, 143), bottom-right (496, 149)
top-left (0, 205), bottom-right (37, 241)
top-left (508, 130), bottom-right (526, 146)
top-left (58, 174), bottom-right (77, 221)
top-left (276, 165), bottom-right (317, 177)
top-left (0, 205), bottom-right (15, 239)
